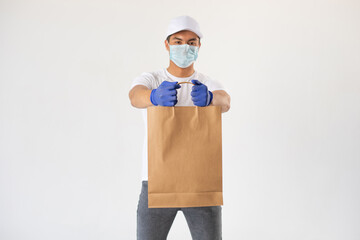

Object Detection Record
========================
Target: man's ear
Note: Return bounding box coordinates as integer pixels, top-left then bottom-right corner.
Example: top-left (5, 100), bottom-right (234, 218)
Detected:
top-left (165, 40), bottom-right (170, 52)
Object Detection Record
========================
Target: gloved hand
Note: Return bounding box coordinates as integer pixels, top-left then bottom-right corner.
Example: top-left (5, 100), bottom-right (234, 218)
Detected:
top-left (150, 81), bottom-right (181, 106)
top-left (191, 80), bottom-right (213, 107)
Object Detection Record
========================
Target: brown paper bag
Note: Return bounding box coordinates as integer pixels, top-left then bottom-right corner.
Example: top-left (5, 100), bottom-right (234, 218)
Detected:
top-left (147, 106), bottom-right (223, 208)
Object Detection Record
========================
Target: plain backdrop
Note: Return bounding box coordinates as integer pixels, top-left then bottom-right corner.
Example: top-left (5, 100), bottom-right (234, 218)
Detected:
top-left (1, 0), bottom-right (359, 239)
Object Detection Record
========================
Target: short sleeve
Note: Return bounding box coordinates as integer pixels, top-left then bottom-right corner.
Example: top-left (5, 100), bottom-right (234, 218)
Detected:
top-left (203, 78), bottom-right (225, 92)
top-left (129, 72), bottom-right (156, 90)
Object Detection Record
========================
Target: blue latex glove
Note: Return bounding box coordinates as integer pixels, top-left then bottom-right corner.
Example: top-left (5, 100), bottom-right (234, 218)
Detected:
top-left (150, 81), bottom-right (181, 106)
top-left (191, 79), bottom-right (213, 107)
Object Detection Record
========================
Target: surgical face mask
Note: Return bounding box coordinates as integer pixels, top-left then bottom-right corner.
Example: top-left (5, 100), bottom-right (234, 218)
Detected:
top-left (169, 44), bottom-right (199, 68)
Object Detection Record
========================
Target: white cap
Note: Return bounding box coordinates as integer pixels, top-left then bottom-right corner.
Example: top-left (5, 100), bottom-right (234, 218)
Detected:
top-left (165, 15), bottom-right (203, 40)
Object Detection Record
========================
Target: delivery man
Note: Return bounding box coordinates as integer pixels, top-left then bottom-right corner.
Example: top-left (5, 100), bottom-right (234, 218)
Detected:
top-left (128, 15), bottom-right (231, 240)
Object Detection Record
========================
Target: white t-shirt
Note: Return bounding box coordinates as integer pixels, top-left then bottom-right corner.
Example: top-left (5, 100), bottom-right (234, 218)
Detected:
top-left (130, 68), bottom-right (225, 181)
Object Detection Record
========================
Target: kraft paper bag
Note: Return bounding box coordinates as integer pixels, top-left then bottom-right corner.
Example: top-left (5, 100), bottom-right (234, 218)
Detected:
top-left (147, 106), bottom-right (223, 208)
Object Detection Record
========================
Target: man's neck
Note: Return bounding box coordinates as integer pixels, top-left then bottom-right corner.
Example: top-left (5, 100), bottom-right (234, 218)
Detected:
top-left (166, 61), bottom-right (195, 78)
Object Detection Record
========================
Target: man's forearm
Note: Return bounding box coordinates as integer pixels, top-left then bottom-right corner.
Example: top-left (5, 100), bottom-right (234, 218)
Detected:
top-left (129, 85), bottom-right (153, 108)
top-left (210, 90), bottom-right (231, 113)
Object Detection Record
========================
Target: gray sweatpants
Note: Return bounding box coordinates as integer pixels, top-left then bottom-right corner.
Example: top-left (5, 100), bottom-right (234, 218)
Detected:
top-left (137, 180), bottom-right (222, 240)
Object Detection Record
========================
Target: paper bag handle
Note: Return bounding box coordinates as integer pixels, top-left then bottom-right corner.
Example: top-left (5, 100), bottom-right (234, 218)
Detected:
top-left (178, 81), bottom-right (195, 85)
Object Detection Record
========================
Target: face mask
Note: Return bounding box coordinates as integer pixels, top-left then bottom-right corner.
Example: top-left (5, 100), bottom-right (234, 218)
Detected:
top-left (169, 44), bottom-right (199, 68)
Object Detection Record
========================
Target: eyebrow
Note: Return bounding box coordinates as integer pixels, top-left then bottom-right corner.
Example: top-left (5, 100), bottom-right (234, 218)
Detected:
top-left (172, 37), bottom-right (198, 42)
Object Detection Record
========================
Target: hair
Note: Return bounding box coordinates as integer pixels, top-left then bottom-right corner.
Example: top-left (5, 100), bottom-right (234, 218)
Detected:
top-left (166, 34), bottom-right (201, 44)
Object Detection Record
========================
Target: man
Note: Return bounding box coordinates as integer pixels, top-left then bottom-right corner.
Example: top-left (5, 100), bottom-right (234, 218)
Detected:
top-left (128, 15), bottom-right (230, 240)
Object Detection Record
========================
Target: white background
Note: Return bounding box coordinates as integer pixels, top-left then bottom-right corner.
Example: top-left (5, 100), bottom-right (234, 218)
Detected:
top-left (1, 0), bottom-right (359, 239)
